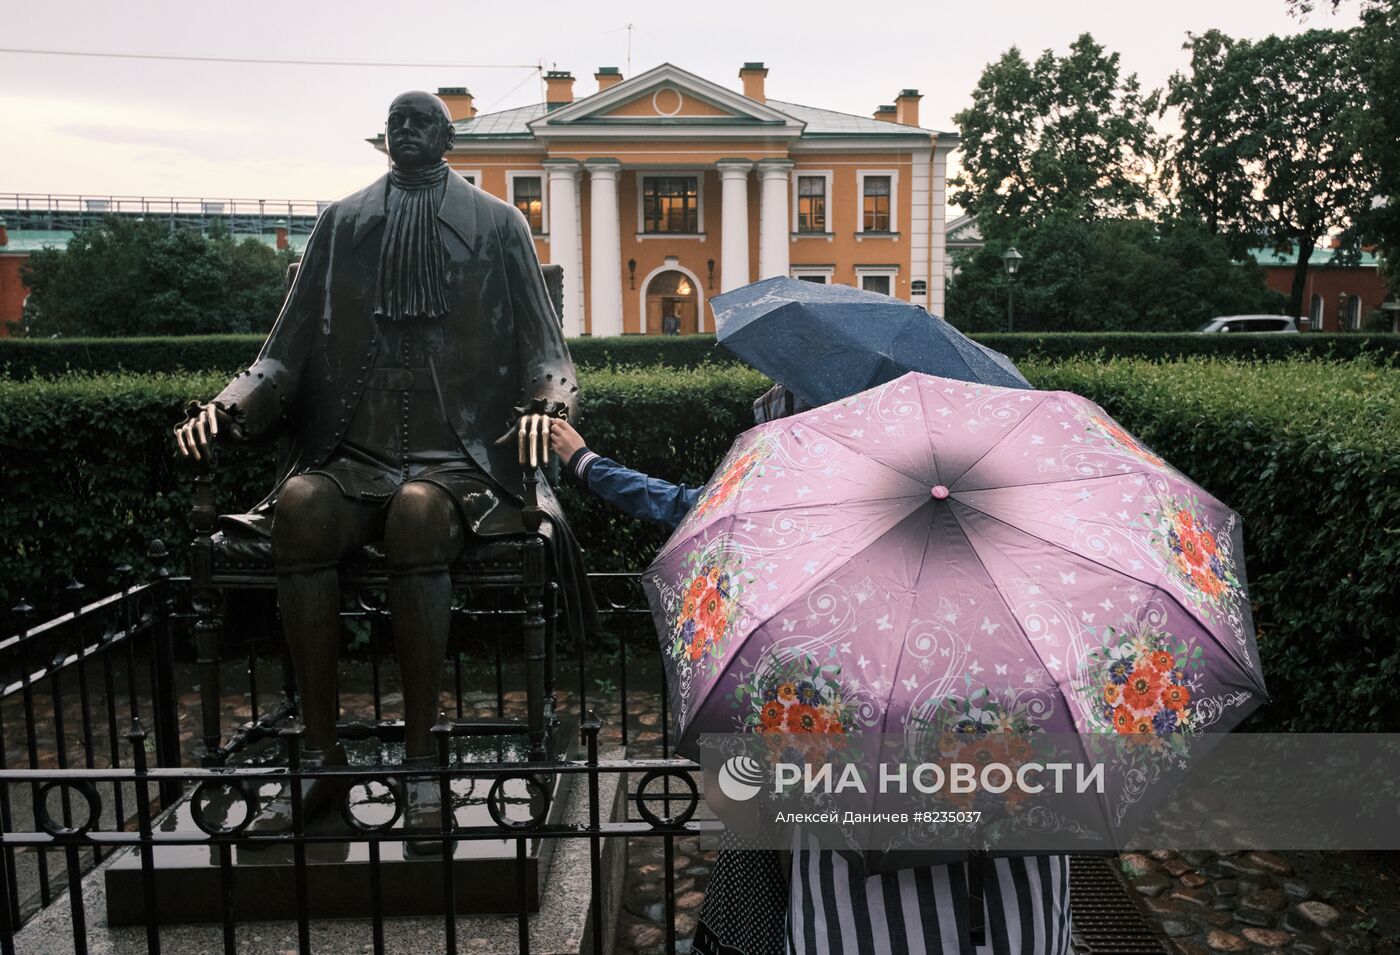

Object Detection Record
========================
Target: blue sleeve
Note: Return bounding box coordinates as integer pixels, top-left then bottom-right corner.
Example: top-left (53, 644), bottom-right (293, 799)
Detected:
top-left (581, 455), bottom-right (702, 532)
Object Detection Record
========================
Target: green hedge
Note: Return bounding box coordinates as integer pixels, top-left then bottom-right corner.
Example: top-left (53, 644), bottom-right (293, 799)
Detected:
top-left (2, 359), bottom-right (1396, 732)
top-left (4, 331), bottom-right (1399, 379)
top-left (0, 334), bottom-right (730, 379)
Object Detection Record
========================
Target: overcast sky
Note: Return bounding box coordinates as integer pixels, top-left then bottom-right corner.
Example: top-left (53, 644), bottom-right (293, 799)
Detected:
top-left (1, 0), bottom-right (1360, 205)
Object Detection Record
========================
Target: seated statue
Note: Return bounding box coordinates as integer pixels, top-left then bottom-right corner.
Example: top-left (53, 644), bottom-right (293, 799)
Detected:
top-left (173, 91), bottom-right (590, 850)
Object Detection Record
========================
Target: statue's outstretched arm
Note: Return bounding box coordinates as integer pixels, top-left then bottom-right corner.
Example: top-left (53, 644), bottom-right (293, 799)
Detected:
top-left (497, 205), bottom-right (580, 467)
top-left (173, 205), bottom-right (336, 459)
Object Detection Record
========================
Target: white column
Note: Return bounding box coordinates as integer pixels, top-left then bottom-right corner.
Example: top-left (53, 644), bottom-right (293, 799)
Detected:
top-left (544, 159), bottom-right (583, 336)
top-left (757, 159), bottom-right (794, 280)
top-left (930, 144), bottom-right (953, 320)
top-left (584, 159), bottom-right (624, 337)
top-left (716, 160), bottom-right (753, 292)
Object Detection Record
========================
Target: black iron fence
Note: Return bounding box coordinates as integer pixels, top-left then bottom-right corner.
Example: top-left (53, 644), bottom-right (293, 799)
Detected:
top-left (0, 562), bottom-right (713, 955)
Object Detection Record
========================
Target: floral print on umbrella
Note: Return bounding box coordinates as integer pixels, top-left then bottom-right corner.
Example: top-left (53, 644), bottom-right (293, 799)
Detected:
top-left (690, 434), bottom-right (775, 520)
top-left (1147, 494), bottom-right (1242, 616)
top-left (668, 540), bottom-right (751, 675)
top-left (1076, 618), bottom-right (1205, 761)
top-left (1082, 410), bottom-right (1165, 468)
top-left (732, 650), bottom-right (855, 735)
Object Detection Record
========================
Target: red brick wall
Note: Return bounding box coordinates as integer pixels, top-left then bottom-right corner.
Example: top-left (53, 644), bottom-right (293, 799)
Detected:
top-left (1263, 265), bottom-right (1388, 331)
top-left (0, 254), bottom-right (27, 337)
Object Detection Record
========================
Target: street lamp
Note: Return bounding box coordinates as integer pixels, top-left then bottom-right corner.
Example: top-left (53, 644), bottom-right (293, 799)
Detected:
top-left (1002, 247), bottom-right (1023, 333)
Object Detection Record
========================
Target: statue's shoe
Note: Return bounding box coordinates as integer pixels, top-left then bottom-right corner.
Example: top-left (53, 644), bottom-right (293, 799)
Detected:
top-left (243, 744), bottom-right (351, 845)
top-left (402, 757), bottom-right (453, 858)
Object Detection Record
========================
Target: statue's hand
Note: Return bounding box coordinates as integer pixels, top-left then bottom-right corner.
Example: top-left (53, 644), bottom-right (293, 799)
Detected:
top-left (497, 400), bottom-right (570, 470)
top-left (515, 414), bottom-right (553, 470)
top-left (173, 402), bottom-right (238, 461)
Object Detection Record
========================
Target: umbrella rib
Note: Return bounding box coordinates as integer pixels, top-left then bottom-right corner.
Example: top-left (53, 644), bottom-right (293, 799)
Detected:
top-left (939, 510), bottom-right (1122, 839)
top-left (945, 390), bottom-right (1056, 490)
top-left (948, 498), bottom-right (1266, 691)
top-left (913, 375), bottom-right (944, 487)
top-left (876, 510), bottom-right (940, 738)
top-left (795, 418), bottom-right (931, 490)
top-left (955, 468), bottom-right (1157, 495)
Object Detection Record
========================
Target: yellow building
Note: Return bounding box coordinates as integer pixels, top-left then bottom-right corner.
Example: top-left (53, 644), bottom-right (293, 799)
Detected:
top-left (375, 63), bottom-right (958, 336)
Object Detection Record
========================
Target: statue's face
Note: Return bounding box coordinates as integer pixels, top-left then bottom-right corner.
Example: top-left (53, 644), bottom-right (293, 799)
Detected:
top-left (386, 92), bottom-right (455, 170)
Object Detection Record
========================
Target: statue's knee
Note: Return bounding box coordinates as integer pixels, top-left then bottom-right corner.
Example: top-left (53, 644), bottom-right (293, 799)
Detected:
top-left (272, 475), bottom-right (345, 567)
top-left (384, 483), bottom-right (463, 569)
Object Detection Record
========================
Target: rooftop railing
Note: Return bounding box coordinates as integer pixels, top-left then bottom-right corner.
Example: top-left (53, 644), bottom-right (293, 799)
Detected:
top-left (0, 193), bottom-right (327, 235)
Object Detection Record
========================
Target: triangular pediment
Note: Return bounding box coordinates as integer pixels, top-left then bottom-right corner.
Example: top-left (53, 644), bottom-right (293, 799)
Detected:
top-left (529, 63), bottom-right (804, 137)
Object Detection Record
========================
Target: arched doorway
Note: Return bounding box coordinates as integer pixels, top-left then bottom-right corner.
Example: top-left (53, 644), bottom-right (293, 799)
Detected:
top-left (642, 268), bottom-right (700, 335)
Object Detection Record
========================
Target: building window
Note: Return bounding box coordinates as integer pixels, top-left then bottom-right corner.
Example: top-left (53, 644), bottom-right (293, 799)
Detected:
top-left (511, 176), bottom-right (544, 233)
top-left (456, 169), bottom-right (481, 187)
top-left (863, 176), bottom-right (891, 232)
top-left (791, 266), bottom-right (834, 284)
top-left (1347, 294), bottom-right (1362, 330)
top-left (855, 266), bottom-right (898, 296)
top-left (797, 176), bottom-right (827, 233)
top-left (1309, 294), bottom-right (1323, 330)
top-left (642, 176), bottom-right (699, 233)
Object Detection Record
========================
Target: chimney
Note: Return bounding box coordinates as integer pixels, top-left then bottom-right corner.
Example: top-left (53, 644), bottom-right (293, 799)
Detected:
top-left (437, 86), bottom-right (476, 121)
top-left (873, 104), bottom-right (897, 123)
top-left (0, 217), bottom-right (7, 248)
top-left (739, 62), bottom-right (768, 103)
top-left (545, 70), bottom-right (575, 109)
top-left (895, 89), bottom-right (922, 127)
top-left (274, 219), bottom-right (290, 252)
top-left (595, 67), bottom-right (623, 92)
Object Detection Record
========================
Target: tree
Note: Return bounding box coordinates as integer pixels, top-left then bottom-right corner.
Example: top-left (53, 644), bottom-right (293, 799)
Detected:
top-left (945, 214), bottom-right (1284, 333)
top-left (1167, 29), bottom-right (1377, 316)
top-left (1350, 1), bottom-right (1400, 293)
top-left (19, 216), bottom-right (295, 337)
top-left (952, 34), bottom-right (1165, 240)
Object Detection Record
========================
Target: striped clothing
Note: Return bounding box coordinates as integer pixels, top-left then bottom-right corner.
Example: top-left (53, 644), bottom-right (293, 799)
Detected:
top-left (786, 834), bottom-right (1072, 955)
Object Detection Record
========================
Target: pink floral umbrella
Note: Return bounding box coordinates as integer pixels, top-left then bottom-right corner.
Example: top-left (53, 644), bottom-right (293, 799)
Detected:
top-left (643, 372), bottom-right (1267, 831)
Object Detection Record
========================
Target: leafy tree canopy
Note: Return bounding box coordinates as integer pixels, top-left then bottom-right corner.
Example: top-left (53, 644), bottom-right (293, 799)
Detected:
top-left (1167, 28), bottom-right (1377, 315)
top-left (945, 214), bottom-right (1284, 333)
top-left (1349, 0), bottom-right (1400, 292)
top-left (952, 33), bottom-right (1165, 240)
top-left (18, 216), bottom-right (294, 338)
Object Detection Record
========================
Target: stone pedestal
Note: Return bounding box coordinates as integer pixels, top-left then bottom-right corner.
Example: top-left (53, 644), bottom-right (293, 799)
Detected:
top-left (103, 770), bottom-right (573, 924)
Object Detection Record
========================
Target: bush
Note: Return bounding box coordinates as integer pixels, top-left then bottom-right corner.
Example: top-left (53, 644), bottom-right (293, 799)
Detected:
top-left (2, 359), bottom-right (1395, 732)
top-left (4, 331), bottom-right (1399, 379)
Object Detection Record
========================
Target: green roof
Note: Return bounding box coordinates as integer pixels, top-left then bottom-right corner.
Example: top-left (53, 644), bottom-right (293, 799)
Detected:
top-left (453, 103), bottom-right (548, 139)
top-left (1249, 242), bottom-right (1381, 268)
top-left (767, 99), bottom-right (938, 137)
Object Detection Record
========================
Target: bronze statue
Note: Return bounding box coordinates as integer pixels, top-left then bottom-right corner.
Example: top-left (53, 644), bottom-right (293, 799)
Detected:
top-left (173, 91), bottom-right (583, 849)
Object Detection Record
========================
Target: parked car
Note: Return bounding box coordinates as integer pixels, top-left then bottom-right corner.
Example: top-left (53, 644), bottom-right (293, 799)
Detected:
top-left (1195, 315), bottom-right (1299, 334)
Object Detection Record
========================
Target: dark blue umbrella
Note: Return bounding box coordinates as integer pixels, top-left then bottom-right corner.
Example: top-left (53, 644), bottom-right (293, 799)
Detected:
top-left (711, 276), bottom-right (1030, 406)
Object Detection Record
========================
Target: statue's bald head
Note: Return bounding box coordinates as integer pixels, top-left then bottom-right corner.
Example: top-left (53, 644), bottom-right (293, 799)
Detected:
top-left (385, 91), bottom-right (455, 170)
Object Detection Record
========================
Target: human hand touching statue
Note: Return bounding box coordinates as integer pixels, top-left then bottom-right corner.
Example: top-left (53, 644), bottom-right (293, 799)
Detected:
top-left (172, 402), bottom-right (241, 461)
top-left (547, 418), bottom-right (587, 462)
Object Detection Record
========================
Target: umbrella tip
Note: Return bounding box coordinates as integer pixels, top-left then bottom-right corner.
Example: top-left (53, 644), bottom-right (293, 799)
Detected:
top-left (931, 485), bottom-right (950, 500)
